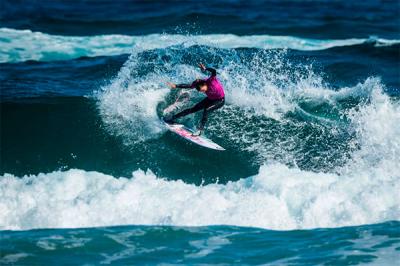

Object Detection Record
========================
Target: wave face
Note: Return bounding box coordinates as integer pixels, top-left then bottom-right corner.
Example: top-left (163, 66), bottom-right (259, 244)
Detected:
top-left (1, 28), bottom-right (399, 63)
top-left (2, 72), bottom-right (400, 231)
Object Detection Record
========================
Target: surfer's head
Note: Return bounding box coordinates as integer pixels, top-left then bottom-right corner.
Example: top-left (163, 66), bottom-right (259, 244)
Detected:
top-left (196, 80), bottom-right (208, 92)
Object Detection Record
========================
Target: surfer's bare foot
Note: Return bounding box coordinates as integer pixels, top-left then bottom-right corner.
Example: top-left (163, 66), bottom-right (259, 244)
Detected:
top-left (192, 129), bottom-right (202, 136)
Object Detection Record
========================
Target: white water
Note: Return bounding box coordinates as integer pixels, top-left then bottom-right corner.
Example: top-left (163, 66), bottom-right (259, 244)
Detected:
top-left (1, 81), bottom-right (399, 231)
top-left (1, 27), bottom-right (399, 63)
top-left (0, 160), bottom-right (398, 231)
top-left (97, 72), bottom-right (169, 145)
top-left (96, 47), bottom-right (318, 144)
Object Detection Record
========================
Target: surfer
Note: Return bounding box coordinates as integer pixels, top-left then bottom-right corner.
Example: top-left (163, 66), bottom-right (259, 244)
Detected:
top-left (164, 63), bottom-right (225, 136)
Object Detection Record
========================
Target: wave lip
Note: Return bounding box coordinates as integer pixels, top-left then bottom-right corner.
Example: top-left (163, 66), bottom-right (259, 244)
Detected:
top-left (1, 28), bottom-right (399, 63)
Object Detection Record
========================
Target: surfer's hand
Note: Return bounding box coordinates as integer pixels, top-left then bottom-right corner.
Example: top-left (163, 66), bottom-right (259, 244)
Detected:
top-left (198, 63), bottom-right (206, 71)
top-left (166, 82), bottom-right (176, 89)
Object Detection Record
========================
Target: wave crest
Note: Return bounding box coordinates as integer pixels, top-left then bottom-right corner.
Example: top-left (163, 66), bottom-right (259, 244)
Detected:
top-left (1, 27), bottom-right (398, 63)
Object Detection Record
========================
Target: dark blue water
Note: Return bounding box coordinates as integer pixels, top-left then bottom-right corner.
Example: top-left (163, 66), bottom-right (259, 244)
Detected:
top-left (2, 0), bottom-right (399, 38)
top-left (1, 0), bottom-right (399, 265)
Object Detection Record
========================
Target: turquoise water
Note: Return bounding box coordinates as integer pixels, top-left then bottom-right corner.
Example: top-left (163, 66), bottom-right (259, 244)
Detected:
top-left (2, 222), bottom-right (399, 265)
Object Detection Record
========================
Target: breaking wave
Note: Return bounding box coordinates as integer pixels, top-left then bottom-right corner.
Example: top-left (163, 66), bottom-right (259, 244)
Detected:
top-left (1, 27), bottom-right (398, 63)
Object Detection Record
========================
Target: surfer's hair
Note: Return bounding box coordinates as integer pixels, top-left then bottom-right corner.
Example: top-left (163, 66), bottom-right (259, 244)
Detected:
top-left (195, 80), bottom-right (207, 91)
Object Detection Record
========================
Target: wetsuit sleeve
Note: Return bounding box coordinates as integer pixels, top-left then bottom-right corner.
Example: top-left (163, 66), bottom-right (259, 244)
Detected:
top-left (176, 79), bottom-right (201, 89)
top-left (175, 83), bottom-right (193, 88)
top-left (205, 67), bottom-right (217, 77)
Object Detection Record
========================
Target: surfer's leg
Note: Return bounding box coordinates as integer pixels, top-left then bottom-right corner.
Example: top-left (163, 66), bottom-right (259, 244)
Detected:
top-left (172, 98), bottom-right (210, 120)
top-left (198, 98), bottom-right (225, 130)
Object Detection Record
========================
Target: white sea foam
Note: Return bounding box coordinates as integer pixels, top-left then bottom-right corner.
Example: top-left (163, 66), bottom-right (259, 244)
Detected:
top-left (0, 160), bottom-right (398, 231)
top-left (187, 235), bottom-right (231, 258)
top-left (97, 74), bottom-right (169, 144)
top-left (0, 253), bottom-right (31, 264)
top-left (1, 27), bottom-right (398, 63)
top-left (97, 51), bottom-right (208, 143)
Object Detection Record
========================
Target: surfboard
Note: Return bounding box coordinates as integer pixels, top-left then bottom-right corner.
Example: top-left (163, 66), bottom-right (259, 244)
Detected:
top-left (164, 122), bottom-right (225, 151)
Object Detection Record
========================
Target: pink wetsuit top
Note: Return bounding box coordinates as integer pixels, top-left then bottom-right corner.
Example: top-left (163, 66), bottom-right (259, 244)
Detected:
top-left (191, 76), bottom-right (225, 100)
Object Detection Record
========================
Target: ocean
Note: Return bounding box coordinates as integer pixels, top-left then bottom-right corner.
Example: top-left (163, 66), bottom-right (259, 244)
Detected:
top-left (0, 0), bottom-right (399, 265)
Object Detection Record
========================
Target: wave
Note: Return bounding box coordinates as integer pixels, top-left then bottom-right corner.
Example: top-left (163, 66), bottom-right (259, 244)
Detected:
top-left (1, 28), bottom-right (399, 63)
top-left (2, 77), bottom-right (399, 231)
top-left (1, 160), bottom-right (398, 231)
top-left (95, 41), bottom-right (383, 164)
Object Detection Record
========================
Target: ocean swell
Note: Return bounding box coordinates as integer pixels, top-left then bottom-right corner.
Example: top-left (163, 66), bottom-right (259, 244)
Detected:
top-left (1, 27), bottom-right (399, 63)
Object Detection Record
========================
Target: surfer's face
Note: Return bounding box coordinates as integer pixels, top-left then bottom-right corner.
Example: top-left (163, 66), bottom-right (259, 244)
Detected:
top-left (198, 84), bottom-right (208, 92)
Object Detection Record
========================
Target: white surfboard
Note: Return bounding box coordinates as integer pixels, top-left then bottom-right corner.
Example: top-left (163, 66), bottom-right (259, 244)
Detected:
top-left (164, 122), bottom-right (225, 151)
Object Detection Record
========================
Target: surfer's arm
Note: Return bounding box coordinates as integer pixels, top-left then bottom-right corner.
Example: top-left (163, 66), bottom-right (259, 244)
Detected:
top-left (198, 63), bottom-right (217, 77)
top-left (166, 82), bottom-right (191, 89)
top-left (175, 83), bottom-right (193, 88)
top-left (172, 79), bottom-right (203, 89)
top-left (205, 67), bottom-right (217, 77)
top-left (167, 80), bottom-right (201, 89)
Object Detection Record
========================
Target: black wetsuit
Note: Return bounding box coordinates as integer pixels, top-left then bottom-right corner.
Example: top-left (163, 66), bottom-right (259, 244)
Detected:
top-left (172, 97), bottom-right (225, 130)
